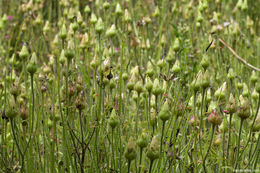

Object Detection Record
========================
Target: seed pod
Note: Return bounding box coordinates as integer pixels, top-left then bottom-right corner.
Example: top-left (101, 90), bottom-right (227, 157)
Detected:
top-left (19, 44), bottom-right (29, 59)
top-left (75, 93), bottom-right (85, 111)
top-left (201, 70), bottom-right (210, 89)
top-left (147, 136), bottom-right (160, 161)
top-left (153, 6), bottom-right (160, 17)
top-left (150, 108), bottom-right (157, 127)
top-left (108, 109), bottom-right (119, 129)
top-left (208, 110), bottom-right (222, 126)
top-left (237, 96), bottom-right (250, 120)
top-left (65, 41), bottom-right (75, 61)
top-left (236, 82), bottom-right (243, 90)
top-left (159, 100), bottom-right (170, 122)
top-left (124, 137), bottom-right (137, 162)
top-left (122, 72), bottom-right (129, 81)
top-left (59, 50), bottom-right (66, 65)
top-left (226, 93), bottom-right (237, 114)
top-left (157, 59), bottom-right (166, 69)
top-left (127, 75), bottom-right (136, 92)
top-left (27, 52), bottom-right (37, 74)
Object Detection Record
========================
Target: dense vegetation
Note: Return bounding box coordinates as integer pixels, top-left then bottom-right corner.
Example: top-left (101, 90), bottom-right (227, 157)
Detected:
top-left (0, 0), bottom-right (259, 172)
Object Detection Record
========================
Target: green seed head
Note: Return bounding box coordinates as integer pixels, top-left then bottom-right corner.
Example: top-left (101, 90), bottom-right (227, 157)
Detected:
top-left (137, 132), bottom-right (148, 149)
top-left (115, 3), bottom-right (123, 16)
top-left (19, 44), bottom-right (29, 59)
top-left (172, 59), bottom-right (181, 74)
top-left (208, 110), bottom-right (222, 126)
top-left (226, 93), bottom-right (237, 114)
top-left (237, 95), bottom-right (250, 120)
top-left (27, 52), bottom-right (37, 74)
top-left (108, 109), bottom-right (119, 129)
top-left (59, 24), bottom-right (67, 40)
top-left (152, 78), bottom-right (163, 96)
top-left (90, 13), bottom-right (97, 24)
top-left (106, 24), bottom-right (117, 37)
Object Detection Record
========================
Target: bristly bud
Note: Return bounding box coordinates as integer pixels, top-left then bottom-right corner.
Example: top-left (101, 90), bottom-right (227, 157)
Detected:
top-left (150, 108), bottom-right (157, 127)
top-left (90, 13), bottom-right (97, 24)
top-left (250, 71), bottom-right (258, 84)
top-left (108, 109), bottom-right (119, 129)
top-left (20, 104), bottom-right (29, 120)
top-left (115, 3), bottom-right (123, 16)
top-left (153, 6), bottom-right (160, 17)
top-left (19, 44), bottom-right (29, 59)
top-left (152, 78), bottom-right (163, 96)
top-left (103, 1), bottom-right (110, 10)
top-left (252, 89), bottom-right (259, 101)
top-left (146, 61), bottom-right (154, 77)
top-left (189, 115), bottom-right (200, 126)
top-left (208, 110), bottom-right (222, 126)
top-left (6, 96), bottom-right (18, 119)
top-left (256, 82), bottom-right (260, 94)
top-left (201, 70), bottom-right (210, 89)
top-left (59, 24), bottom-right (67, 40)
top-left (65, 41), bottom-right (75, 61)
top-left (147, 136), bottom-right (160, 161)
top-left (226, 93), bottom-right (237, 114)
top-left (201, 54), bottom-right (209, 70)
top-left (172, 59), bottom-right (181, 74)
top-left (219, 118), bottom-right (228, 133)
top-left (227, 68), bottom-right (235, 80)
top-left (214, 82), bottom-right (227, 100)
top-left (237, 95), bottom-right (250, 120)
top-left (124, 9), bottom-right (131, 23)
top-left (159, 100), bottom-right (170, 122)
top-left (84, 5), bottom-right (91, 14)
top-left (27, 52), bottom-right (37, 74)
top-left (134, 80), bottom-right (144, 94)
top-left (137, 131), bottom-right (148, 148)
top-left (250, 111), bottom-right (260, 132)
top-left (173, 38), bottom-right (180, 52)
top-left (75, 92), bottom-right (85, 111)
top-left (242, 83), bottom-right (249, 97)
top-left (124, 137), bottom-right (137, 162)
top-left (106, 24), bottom-right (117, 37)
top-left (145, 77), bottom-right (153, 93)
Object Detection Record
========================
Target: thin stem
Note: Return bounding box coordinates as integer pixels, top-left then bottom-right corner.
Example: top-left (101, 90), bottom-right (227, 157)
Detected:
top-left (227, 113), bottom-right (233, 166)
top-left (203, 125), bottom-right (215, 173)
top-left (234, 119), bottom-right (244, 169)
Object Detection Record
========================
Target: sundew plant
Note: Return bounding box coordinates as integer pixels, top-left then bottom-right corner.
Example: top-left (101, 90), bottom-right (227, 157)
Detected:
top-left (0, 0), bottom-right (260, 173)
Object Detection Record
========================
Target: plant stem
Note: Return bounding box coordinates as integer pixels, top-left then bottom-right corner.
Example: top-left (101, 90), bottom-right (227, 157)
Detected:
top-left (234, 119), bottom-right (244, 169)
top-left (227, 113), bottom-right (233, 166)
top-left (203, 125), bottom-right (215, 173)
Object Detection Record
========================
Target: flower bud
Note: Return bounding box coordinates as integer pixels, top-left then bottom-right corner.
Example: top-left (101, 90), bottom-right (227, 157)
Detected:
top-left (84, 5), bottom-right (91, 14)
top-left (27, 52), bottom-right (37, 74)
top-left (115, 3), bottom-right (123, 16)
top-left (250, 111), bottom-right (260, 132)
top-left (208, 110), bottom-right (222, 126)
top-left (127, 75), bottom-right (136, 92)
top-left (137, 132), bottom-right (148, 148)
top-left (145, 77), bottom-right (153, 93)
top-left (236, 82), bottom-right (243, 90)
top-left (219, 118), bottom-right (228, 133)
top-left (59, 24), bottom-right (67, 40)
top-left (20, 104), bottom-right (29, 120)
top-left (214, 82), bottom-right (227, 100)
top-left (201, 54), bottom-right (209, 70)
top-left (173, 38), bottom-right (180, 52)
top-left (152, 79), bottom-right (163, 96)
top-left (226, 93), bottom-right (237, 114)
top-left (172, 59), bottom-right (181, 73)
top-left (6, 96), bottom-right (18, 119)
top-left (106, 24), bottom-right (117, 37)
top-left (153, 6), bottom-right (160, 17)
top-left (189, 115), bottom-right (200, 126)
top-left (108, 109), bottom-right (119, 129)
top-left (75, 93), bottom-right (85, 111)
top-left (214, 135), bottom-right (221, 146)
top-left (250, 71), bottom-right (258, 84)
top-left (157, 59), bottom-right (166, 69)
top-left (134, 81), bottom-right (144, 94)
top-left (237, 95), bottom-right (250, 120)
top-left (150, 108), bottom-right (157, 127)
top-left (252, 89), bottom-right (259, 101)
top-left (19, 44), bottom-right (29, 59)
top-left (124, 9), bottom-right (131, 23)
top-left (95, 18), bottom-right (104, 34)
top-left (90, 13), bottom-right (97, 24)
top-left (159, 100), bottom-right (170, 122)
top-left (146, 61), bottom-right (154, 77)
top-left (124, 137), bottom-right (137, 161)
top-left (242, 83), bottom-right (249, 97)
top-left (103, 2), bottom-right (110, 10)
top-left (227, 68), bottom-right (235, 80)
top-left (65, 41), bottom-right (75, 61)
top-left (122, 72), bottom-right (129, 81)
top-left (147, 136), bottom-right (160, 161)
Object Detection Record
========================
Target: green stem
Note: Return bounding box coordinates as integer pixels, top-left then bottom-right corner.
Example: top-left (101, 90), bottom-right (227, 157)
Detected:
top-left (227, 113), bottom-right (233, 167)
top-left (234, 119), bottom-right (244, 169)
top-left (203, 125), bottom-right (215, 173)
